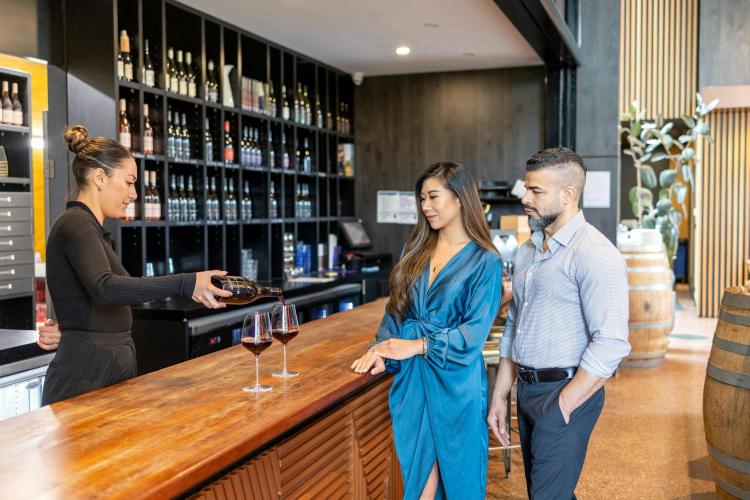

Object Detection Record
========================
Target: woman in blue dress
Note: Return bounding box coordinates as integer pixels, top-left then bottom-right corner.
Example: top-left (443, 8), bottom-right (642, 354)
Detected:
top-left (352, 161), bottom-right (502, 499)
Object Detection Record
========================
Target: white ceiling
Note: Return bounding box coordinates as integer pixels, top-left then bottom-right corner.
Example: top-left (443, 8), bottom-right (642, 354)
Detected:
top-left (181, 0), bottom-right (542, 77)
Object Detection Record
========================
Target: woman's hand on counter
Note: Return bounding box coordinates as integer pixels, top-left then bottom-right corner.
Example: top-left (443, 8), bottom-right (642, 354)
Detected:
top-left (37, 319), bottom-right (61, 350)
top-left (351, 351), bottom-right (386, 375)
top-left (193, 270), bottom-right (233, 309)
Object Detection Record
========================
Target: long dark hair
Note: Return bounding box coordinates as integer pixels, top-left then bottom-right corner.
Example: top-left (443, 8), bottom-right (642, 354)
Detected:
top-left (386, 161), bottom-right (497, 319)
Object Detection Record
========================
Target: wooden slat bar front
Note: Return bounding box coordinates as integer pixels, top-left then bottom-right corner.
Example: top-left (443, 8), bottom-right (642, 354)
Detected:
top-left (0, 299), bottom-right (402, 499)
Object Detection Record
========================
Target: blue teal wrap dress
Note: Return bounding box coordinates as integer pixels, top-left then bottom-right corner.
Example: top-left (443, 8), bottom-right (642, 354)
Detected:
top-left (374, 242), bottom-right (502, 499)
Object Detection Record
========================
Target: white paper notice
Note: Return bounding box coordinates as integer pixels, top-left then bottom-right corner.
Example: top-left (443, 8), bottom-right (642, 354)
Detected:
top-left (377, 191), bottom-right (418, 224)
top-left (396, 191), bottom-right (418, 224)
top-left (377, 191), bottom-right (400, 223)
top-left (583, 171), bottom-right (611, 208)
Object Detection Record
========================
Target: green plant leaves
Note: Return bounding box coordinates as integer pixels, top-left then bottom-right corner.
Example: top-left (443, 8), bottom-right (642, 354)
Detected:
top-left (640, 165), bottom-right (657, 188)
top-left (672, 182), bottom-right (687, 204)
top-left (642, 214), bottom-right (656, 229)
top-left (659, 188), bottom-right (671, 200)
top-left (629, 186), bottom-right (653, 218)
top-left (679, 163), bottom-right (693, 187)
top-left (681, 147), bottom-right (695, 160)
top-left (656, 198), bottom-right (672, 215)
top-left (659, 169), bottom-right (677, 188)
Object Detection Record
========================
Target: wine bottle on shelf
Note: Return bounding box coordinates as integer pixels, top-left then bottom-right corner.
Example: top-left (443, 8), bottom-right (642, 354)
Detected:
top-left (295, 141), bottom-right (301, 171)
top-left (118, 30), bottom-right (133, 81)
top-left (269, 182), bottom-right (278, 219)
top-left (303, 137), bottom-right (312, 172)
top-left (281, 85), bottom-right (290, 121)
top-left (2, 82), bottom-right (13, 125)
top-left (181, 113), bottom-right (191, 160)
top-left (222, 178), bottom-right (230, 220)
top-left (167, 111), bottom-right (176, 159)
top-left (293, 83), bottom-right (301, 123)
top-left (118, 99), bottom-right (131, 150)
top-left (176, 50), bottom-right (187, 96)
top-left (230, 178), bottom-right (238, 220)
top-left (9, 83), bottom-right (23, 126)
top-left (178, 175), bottom-right (188, 221)
top-left (281, 132), bottom-right (290, 169)
top-left (315, 94), bottom-right (323, 129)
top-left (303, 86), bottom-right (311, 125)
top-left (187, 175), bottom-right (197, 221)
top-left (167, 47), bottom-right (178, 93)
top-left (143, 170), bottom-right (152, 221)
top-left (210, 275), bottom-right (283, 305)
top-left (204, 118), bottom-right (213, 162)
top-left (242, 181), bottom-right (253, 220)
top-left (268, 129), bottom-right (275, 168)
top-left (123, 188), bottom-right (137, 221)
top-left (268, 82), bottom-right (277, 117)
top-left (295, 183), bottom-right (301, 218)
top-left (224, 120), bottom-right (234, 163)
top-left (254, 129), bottom-right (262, 166)
top-left (209, 176), bottom-right (219, 220)
top-left (185, 51), bottom-right (197, 98)
top-left (168, 175), bottom-right (177, 221)
top-left (151, 171), bottom-right (161, 221)
top-left (206, 60), bottom-right (219, 103)
top-left (142, 39), bottom-right (156, 88)
top-left (143, 103), bottom-right (154, 156)
top-left (240, 127), bottom-right (248, 166)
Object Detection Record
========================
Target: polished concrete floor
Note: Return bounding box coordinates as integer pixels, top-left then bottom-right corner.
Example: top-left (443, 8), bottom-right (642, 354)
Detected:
top-left (487, 285), bottom-right (719, 499)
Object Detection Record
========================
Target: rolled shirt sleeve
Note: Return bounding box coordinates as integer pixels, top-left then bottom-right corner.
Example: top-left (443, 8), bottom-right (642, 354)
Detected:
top-left (576, 245), bottom-right (631, 378)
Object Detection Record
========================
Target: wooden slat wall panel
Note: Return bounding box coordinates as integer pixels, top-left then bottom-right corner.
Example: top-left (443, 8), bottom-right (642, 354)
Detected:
top-left (619, 0), bottom-right (698, 120)
top-left (695, 109), bottom-right (750, 317)
top-left (191, 378), bottom-right (403, 500)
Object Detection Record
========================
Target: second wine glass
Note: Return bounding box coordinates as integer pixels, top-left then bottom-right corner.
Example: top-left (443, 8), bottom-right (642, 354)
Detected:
top-left (271, 303), bottom-right (300, 378)
top-left (241, 311), bottom-right (273, 393)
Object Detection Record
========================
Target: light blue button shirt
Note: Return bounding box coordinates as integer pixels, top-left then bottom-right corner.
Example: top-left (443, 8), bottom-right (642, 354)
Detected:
top-left (499, 211), bottom-right (631, 378)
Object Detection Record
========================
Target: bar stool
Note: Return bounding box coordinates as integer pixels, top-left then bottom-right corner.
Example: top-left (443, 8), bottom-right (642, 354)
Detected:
top-left (483, 327), bottom-right (521, 478)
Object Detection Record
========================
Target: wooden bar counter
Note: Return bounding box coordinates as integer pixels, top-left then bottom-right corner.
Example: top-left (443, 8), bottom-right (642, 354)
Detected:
top-left (0, 299), bottom-right (403, 499)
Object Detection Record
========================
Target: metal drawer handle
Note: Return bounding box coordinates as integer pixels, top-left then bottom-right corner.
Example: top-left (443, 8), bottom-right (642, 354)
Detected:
top-left (0, 226), bottom-right (11, 231)
top-left (0, 255), bottom-right (15, 261)
top-left (0, 284), bottom-right (13, 290)
top-left (0, 240), bottom-right (12, 246)
top-left (0, 197), bottom-right (10, 202)
top-left (0, 269), bottom-right (15, 276)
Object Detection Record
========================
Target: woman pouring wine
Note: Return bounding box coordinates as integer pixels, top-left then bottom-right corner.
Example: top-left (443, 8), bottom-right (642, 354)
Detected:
top-left (40, 125), bottom-right (232, 405)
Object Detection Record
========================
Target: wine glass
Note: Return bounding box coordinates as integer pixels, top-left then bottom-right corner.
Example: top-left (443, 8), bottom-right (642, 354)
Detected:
top-left (241, 311), bottom-right (273, 393)
top-left (271, 303), bottom-right (300, 378)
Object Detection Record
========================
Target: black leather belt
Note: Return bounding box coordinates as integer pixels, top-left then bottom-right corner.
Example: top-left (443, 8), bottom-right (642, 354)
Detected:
top-left (516, 365), bottom-right (577, 384)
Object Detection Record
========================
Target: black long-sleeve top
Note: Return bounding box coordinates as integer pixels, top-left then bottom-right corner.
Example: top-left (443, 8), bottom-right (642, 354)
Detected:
top-left (46, 201), bottom-right (196, 333)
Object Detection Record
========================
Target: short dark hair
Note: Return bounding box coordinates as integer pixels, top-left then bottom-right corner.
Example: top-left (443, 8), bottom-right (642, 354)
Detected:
top-left (525, 147), bottom-right (587, 174)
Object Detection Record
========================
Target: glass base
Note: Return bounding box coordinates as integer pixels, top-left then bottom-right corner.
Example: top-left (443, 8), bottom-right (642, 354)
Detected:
top-left (272, 370), bottom-right (299, 378)
top-left (243, 384), bottom-right (272, 393)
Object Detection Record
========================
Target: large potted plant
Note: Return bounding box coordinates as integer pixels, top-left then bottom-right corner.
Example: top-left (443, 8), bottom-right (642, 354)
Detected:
top-left (620, 95), bottom-right (718, 261)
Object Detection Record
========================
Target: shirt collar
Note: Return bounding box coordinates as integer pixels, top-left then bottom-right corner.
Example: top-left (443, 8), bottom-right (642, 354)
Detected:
top-left (531, 211), bottom-right (586, 253)
top-left (66, 201), bottom-right (109, 238)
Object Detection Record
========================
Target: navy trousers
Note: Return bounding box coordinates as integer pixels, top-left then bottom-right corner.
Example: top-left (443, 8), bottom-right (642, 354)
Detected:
top-left (516, 379), bottom-right (605, 500)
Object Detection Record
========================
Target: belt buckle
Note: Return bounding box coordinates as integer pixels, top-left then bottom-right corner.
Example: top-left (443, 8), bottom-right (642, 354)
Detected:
top-left (518, 368), bottom-right (538, 384)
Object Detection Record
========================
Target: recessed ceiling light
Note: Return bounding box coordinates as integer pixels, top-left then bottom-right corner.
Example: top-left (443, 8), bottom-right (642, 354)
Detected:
top-left (396, 46), bottom-right (411, 56)
top-left (463, 52), bottom-right (476, 57)
top-left (424, 23), bottom-right (439, 28)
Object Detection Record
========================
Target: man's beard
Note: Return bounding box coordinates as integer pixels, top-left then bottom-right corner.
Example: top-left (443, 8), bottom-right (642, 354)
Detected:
top-left (527, 208), bottom-right (561, 232)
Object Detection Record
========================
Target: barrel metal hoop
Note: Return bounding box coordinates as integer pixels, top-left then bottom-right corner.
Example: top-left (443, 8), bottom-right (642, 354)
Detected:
top-left (707, 364), bottom-right (750, 390)
top-left (628, 284), bottom-right (672, 291)
top-left (720, 310), bottom-right (750, 327)
top-left (627, 266), bottom-right (669, 273)
top-left (714, 336), bottom-right (750, 356)
top-left (723, 293), bottom-right (750, 310)
top-left (708, 444), bottom-right (750, 475)
top-left (712, 476), bottom-right (750, 500)
top-left (628, 321), bottom-right (673, 330)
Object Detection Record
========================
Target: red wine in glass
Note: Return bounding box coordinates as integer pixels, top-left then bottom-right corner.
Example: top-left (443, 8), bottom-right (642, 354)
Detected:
top-left (271, 328), bottom-right (298, 345)
top-left (241, 311), bottom-right (273, 393)
top-left (242, 338), bottom-right (273, 356)
top-left (271, 304), bottom-right (300, 378)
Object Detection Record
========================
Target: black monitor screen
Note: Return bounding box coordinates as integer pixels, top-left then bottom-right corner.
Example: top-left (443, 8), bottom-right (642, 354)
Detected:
top-left (340, 221), bottom-right (372, 249)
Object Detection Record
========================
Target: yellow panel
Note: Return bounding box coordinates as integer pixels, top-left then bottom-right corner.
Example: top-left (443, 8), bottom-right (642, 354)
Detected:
top-left (0, 53), bottom-right (48, 260)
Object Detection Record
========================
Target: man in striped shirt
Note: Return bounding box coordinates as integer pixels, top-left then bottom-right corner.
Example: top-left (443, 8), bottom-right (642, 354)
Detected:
top-left (488, 147), bottom-right (630, 499)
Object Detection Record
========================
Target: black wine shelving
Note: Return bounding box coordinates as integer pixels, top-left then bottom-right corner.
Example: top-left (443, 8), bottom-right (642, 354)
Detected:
top-left (66, 0), bottom-right (356, 281)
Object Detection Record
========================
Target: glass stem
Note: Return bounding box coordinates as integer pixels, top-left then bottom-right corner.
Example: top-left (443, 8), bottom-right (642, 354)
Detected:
top-left (255, 354), bottom-right (260, 388)
top-left (283, 344), bottom-right (288, 373)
